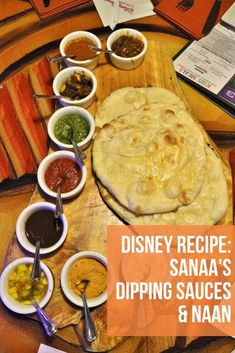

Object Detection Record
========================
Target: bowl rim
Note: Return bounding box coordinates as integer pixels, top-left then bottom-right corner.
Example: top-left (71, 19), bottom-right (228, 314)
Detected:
top-left (16, 201), bottom-right (68, 254)
top-left (0, 257), bottom-right (54, 314)
top-left (47, 105), bottom-right (95, 150)
top-left (60, 251), bottom-right (107, 308)
top-left (52, 66), bottom-right (97, 105)
top-left (59, 30), bottom-right (102, 65)
top-left (106, 28), bottom-right (148, 62)
top-left (37, 150), bottom-right (87, 199)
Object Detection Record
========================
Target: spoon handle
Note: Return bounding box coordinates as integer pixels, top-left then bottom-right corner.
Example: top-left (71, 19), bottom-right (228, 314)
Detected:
top-left (55, 185), bottom-right (63, 219)
top-left (81, 294), bottom-right (97, 342)
top-left (33, 93), bottom-right (68, 100)
top-left (48, 55), bottom-right (76, 63)
top-left (71, 139), bottom-right (87, 161)
top-left (32, 298), bottom-right (58, 336)
top-left (31, 240), bottom-right (41, 282)
top-left (88, 45), bottom-right (115, 54)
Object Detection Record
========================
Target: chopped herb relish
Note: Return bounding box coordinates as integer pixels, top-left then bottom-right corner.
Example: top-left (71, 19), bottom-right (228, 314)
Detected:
top-left (54, 114), bottom-right (89, 144)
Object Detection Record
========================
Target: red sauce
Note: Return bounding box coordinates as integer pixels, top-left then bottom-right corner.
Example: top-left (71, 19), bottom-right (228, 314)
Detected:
top-left (44, 158), bottom-right (82, 193)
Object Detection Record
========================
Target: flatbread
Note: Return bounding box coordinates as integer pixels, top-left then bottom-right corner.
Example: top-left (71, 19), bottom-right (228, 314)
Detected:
top-left (97, 146), bottom-right (228, 225)
top-left (95, 87), bottom-right (186, 128)
top-left (93, 104), bottom-right (207, 214)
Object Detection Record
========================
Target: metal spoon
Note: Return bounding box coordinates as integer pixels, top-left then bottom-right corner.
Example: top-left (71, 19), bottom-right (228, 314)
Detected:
top-left (76, 280), bottom-right (97, 342)
top-left (48, 54), bottom-right (76, 63)
top-left (32, 298), bottom-right (58, 336)
top-left (33, 93), bottom-right (71, 100)
top-left (54, 179), bottom-right (64, 219)
top-left (68, 127), bottom-right (86, 161)
top-left (88, 45), bottom-right (115, 54)
top-left (30, 242), bottom-right (57, 336)
top-left (31, 240), bottom-right (41, 282)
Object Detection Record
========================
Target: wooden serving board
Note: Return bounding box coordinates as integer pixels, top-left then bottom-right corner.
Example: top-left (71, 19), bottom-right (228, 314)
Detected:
top-left (4, 38), bottom-right (232, 352)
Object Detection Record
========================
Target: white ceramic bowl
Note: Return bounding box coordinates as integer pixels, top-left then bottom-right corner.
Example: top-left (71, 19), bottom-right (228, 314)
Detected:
top-left (59, 31), bottom-right (101, 70)
top-left (47, 106), bottom-right (95, 151)
top-left (52, 66), bottom-right (97, 108)
top-left (37, 150), bottom-right (87, 200)
top-left (106, 28), bottom-right (148, 70)
top-left (61, 251), bottom-right (107, 308)
top-left (16, 202), bottom-right (68, 254)
top-left (0, 257), bottom-right (54, 314)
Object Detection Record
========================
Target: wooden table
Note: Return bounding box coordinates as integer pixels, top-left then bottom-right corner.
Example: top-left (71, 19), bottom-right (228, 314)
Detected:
top-left (1, 1), bottom-right (235, 352)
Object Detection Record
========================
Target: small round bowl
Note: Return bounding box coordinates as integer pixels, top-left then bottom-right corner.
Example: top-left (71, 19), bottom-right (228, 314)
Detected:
top-left (16, 202), bottom-right (68, 254)
top-left (0, 257), bottom-right (54, 314)
top-left (47, 106), bottom-right (95, 151)
top-left (52, 66), bottom-right (97, 108)
top-left (37, 150), bottom-right (87, 200)
top-left (61, 251), bottom-right (107, 308)
top-left (106, 28), bottom-right (148, 70)
top-left (59, 31), bottom-right (101, 70)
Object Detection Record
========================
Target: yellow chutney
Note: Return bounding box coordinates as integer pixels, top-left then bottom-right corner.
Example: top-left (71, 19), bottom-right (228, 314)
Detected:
top-left (68, 258), bottom-right (107, 298)
top-left (8, 263), bottom-right (48, 305)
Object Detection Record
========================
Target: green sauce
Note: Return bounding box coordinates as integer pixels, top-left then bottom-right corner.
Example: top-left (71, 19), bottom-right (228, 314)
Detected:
top-left (54, 114), bottom-right (89, 144)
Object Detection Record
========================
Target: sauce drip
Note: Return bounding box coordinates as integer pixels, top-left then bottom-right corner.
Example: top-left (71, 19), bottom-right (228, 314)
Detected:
top-left (44, 157), bottom-right (82, 193)
top-left (65, 38), bottom-right (96, 61)
top-left (25, 209), bottom-right (63, 248)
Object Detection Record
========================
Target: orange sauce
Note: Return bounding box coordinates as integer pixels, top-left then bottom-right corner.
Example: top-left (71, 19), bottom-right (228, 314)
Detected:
top-left (65, 38), bottom-right (96, 61)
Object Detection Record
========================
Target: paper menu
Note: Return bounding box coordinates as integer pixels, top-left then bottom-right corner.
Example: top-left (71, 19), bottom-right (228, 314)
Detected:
top-left (93, 0), bottom-right (155, 28)
top-left (173, 22), bottom-right (235, 114)
top-left (174, 23), bottom-right (235, 95)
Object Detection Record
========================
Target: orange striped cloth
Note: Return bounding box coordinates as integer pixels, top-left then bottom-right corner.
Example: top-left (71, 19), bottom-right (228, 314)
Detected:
top-left (30, 0), bottom-right (90, 20)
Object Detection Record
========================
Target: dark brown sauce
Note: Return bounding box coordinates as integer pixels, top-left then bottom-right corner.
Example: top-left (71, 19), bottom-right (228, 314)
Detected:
top-left (25, 209), bottom-right (63, 248)
top-left (65, 38), bottom-right (96, 61)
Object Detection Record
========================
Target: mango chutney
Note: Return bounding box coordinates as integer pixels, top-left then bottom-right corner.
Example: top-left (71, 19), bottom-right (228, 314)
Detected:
top-left (8, 263), bottom-right (48, 305)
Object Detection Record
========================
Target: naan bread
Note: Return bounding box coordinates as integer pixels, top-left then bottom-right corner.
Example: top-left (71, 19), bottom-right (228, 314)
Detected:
top-left (97, 147), bottom-right (228, 225)
top-left (95, 87), bottom-right (186, 128)
top-left (93, 104), bottom-right (207, 214)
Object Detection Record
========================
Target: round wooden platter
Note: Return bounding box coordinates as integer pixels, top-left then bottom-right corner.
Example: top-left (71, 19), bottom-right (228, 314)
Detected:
top-left (1, 28), bottom-right (233, 352)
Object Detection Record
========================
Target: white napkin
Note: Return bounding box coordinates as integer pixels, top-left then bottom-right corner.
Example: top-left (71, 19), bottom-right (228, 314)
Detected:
top-left (93, 0), bottom-right (155, 29)
top-left (37, 344), bottom-right (67, 353)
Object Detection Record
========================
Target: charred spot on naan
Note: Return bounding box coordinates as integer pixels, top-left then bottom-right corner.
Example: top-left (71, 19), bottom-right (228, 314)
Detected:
top-left (164, 132), bottom-right (177, 145)
top-left (179, 189), bottom-right (192, 205)
top-left (163, 109), bottom-right (175, 118)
